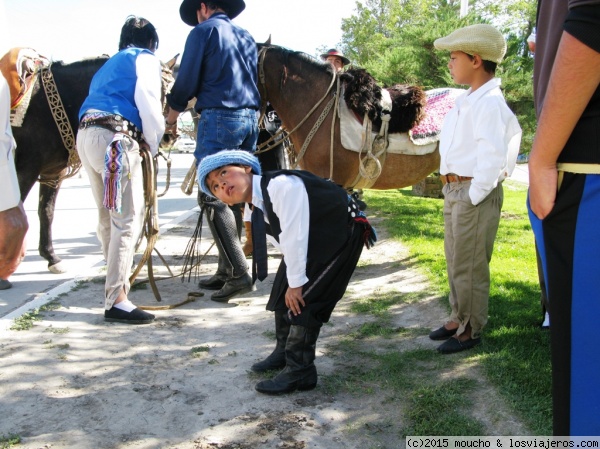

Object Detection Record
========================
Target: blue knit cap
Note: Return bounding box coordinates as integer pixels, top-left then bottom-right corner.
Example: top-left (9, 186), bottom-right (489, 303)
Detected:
top-left (197, 149), bottom-right (262, 196)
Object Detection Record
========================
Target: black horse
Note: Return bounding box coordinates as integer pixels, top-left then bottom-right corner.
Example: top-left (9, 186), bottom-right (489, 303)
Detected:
top-left (11, 56), bottom-right (175, 273)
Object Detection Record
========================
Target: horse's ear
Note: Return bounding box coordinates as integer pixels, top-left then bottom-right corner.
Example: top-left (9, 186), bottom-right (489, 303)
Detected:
top-left (165, 53), bottom-right (179, 70)
top-left (264, 35), bottom-right (271, 46)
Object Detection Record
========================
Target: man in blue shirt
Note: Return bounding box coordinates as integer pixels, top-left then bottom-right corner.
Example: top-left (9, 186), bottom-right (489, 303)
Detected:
top-left (166, 0), bottom-right (260, 303)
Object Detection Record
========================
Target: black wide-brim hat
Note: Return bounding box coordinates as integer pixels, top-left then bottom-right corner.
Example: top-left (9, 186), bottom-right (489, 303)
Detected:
top-left (179, 0), bottom-right (246, 26)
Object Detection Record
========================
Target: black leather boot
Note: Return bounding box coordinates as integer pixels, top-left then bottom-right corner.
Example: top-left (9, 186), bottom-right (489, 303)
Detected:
top-left (255, 324), bottom-right (321, 395)
top-left (251, 309), bottom-right (290, 372)
top-left (199, 193), bottom-right (252, 301)
top-left (198, 256), bottom-right (228, 290)
top-left (211, 271), bottom-right (254, 302)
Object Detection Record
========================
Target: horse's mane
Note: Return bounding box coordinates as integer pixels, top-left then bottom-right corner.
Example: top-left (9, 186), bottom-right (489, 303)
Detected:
top-left (266, 45), bottom-right (337, 79)
top-left (265, 46), bottom-right (425, 134)
top-left (341, 68), bottom-right (426, 134)
top-left (50, 55), bottom-right (109, 68)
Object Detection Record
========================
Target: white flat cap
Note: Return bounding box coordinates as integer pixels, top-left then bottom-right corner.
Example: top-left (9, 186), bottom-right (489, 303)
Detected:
top-left (434, 24), bottom-right (507, 64)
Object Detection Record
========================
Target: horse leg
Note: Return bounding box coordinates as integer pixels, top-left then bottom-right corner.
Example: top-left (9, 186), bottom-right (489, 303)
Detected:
top-left (38, 181), bottom-right (67, 273)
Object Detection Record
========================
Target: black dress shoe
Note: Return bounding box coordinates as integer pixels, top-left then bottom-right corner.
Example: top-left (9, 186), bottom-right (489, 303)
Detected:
top-left (437, 337), bottom-right (481, 354)
top-left (429, 325), bottom-right (457, 341)
top-left (198, 274), bottom-right (227, 290)
top-left (0, 279), bottom-right (12, 290)
top-left (211, 272), bottom-right (254, 303)
top-left (105, 307), bottom-right (155, 324)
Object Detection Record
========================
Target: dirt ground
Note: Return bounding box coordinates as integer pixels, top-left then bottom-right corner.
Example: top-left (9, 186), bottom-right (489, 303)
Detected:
top-left (0, 211), bottom-right (527, 449)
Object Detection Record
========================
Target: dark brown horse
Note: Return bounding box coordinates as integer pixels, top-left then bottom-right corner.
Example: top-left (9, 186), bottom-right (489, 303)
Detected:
top-left (10, 55), bottom-right (175, 273)
top-left (257, 45), bottom-right (442, 190)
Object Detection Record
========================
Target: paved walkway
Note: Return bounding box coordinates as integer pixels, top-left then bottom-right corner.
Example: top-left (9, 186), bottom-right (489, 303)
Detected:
top-left (0, 153), bottom-right (197, 329)
top-left (511, 162), bottom-right (529, 185)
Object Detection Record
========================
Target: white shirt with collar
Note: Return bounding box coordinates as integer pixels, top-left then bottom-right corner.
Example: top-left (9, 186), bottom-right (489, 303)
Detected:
top-left (439, 78), bottom-right (522, 205)
top-left (249, 174), bottom-right (310, 288)
top-left (0, 74), bottom-right (20, 212)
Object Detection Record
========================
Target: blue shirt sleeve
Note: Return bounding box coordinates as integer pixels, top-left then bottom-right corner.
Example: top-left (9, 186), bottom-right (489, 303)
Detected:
top-left (166, 14), bottom-right (260, 113)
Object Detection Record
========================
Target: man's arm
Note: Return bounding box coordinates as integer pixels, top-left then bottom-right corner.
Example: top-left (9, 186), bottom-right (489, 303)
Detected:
top-left (529, 31), bottom-right (600, 218)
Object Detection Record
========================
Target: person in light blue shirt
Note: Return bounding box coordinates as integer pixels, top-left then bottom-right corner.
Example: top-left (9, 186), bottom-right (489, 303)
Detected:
top-left (165, 0), bottom-right (260, 303)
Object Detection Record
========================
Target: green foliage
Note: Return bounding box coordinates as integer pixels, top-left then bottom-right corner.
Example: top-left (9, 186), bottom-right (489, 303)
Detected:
top-left (10, 309), bottom-right (41, 331)
top-left (0, 434), bottom-right (21, 448)
top-left (341, 0), bottom-right (537, 153)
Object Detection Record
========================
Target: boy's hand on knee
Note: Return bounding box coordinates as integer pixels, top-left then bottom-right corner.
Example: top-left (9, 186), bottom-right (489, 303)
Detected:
top-left (285, 286), bottom-right (305, 316)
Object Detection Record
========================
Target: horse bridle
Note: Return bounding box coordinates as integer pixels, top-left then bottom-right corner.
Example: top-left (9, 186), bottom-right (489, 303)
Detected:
top-left (256, 46), bottom-right (340, 175)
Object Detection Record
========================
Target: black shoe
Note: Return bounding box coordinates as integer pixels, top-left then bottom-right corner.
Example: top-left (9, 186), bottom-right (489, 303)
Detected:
top-left (0, 279), bottom-right (12, 290)
top-left (211, 272), bottom-right (254, 303)
top-left (437, 337), bottom-right (481, 354)
top-left (429, 325), bottom-right (457, 341)
top-left (198, 274), bottom-right (227, 290)
top-left (104, 306), bottom-right (155, 324)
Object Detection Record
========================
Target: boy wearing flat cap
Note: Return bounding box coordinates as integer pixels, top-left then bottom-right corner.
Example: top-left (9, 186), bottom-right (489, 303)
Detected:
top-left (429, 24), bottom-right (521, 353)
top-left (198, 150), bottom-right (376, 394)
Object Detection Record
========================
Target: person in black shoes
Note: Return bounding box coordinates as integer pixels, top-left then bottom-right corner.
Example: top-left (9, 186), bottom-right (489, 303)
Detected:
top-left (164, 0), bottom-right (259, 303)
top-left (197, 150), bottom-right (377, 395)
top-left (77, 17), bottom-right (163, 325)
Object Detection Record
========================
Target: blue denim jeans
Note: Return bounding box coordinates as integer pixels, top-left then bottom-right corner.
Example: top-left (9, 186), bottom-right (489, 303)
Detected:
top-left (194, 108), bottom-right (258, 163)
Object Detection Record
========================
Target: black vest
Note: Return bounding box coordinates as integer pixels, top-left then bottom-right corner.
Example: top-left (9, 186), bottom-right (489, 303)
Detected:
top-left (260, 170), bottom-right (350, 266)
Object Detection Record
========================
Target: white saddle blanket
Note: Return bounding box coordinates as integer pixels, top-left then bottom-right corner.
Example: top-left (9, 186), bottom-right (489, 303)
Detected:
top-left (339, 87), bottom-right (464, 156)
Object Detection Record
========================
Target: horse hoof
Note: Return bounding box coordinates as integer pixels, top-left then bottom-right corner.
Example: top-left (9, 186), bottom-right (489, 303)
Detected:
top-left (48, 263), bottom-right (67, 274)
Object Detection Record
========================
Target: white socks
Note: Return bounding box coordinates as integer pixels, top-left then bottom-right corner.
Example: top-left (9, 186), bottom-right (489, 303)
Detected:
top-left (542, 311), bottom-right (550, 328)
top-left (113, 299), bottom-right (136, 312)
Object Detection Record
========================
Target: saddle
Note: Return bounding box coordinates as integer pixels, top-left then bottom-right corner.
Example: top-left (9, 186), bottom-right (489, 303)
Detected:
top-left (337, 68), bottom-right (465, 154)
top-left (0, 47), bottom-right (50, 126)
top-left (340, 68), bottom-right (426, 135)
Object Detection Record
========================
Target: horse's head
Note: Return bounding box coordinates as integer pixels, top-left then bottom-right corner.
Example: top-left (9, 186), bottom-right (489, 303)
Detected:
top-left (160, 54), bottom-right (178, 148)
top-left (257, 42), bottom-right (336, 113)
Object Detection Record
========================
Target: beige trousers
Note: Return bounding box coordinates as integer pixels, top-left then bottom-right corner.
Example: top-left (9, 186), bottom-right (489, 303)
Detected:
top-left (76, 127), bottom-right (145, 309)
top-left (442, 181), bottom-right (503, 338)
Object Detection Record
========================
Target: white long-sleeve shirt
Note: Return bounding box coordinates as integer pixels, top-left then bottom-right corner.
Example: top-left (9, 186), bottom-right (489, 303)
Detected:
top-left (134, 51), bottom-right (165, 155)
top-left (249, 174), bottom-right (310, 288)
top-left (0, 74), bottom-right (20, 212)
top-left (439, 78), bottom-right (522, 205)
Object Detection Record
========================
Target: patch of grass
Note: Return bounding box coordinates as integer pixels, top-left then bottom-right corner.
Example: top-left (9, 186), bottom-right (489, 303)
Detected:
top-left (0, 434), bottom-right (21, 448)
top-left (191, 345), bottom-right (210, 358)
top-left (130, 282), bottom-right (148, 291)
top-left (45, 326), bottom-right (70, 334)
top-left (40, 300), bottom-right (61, 312)
top-left (351, 321), bottom-right (399, 339)
top-left (402, 378), bottom-right (486, 436)
top-left (70, 280), bottom-right (89, 291)
top-left (351, 290), bottom-right (426, 318)
top-left (10, 300), bottom-right (63, 331)
top-left (262, 330), bottom-right (276, 340)
top-left (10, 309), bottom-right (41, 331)
top-left (363, 185), bottom-right (551, 434)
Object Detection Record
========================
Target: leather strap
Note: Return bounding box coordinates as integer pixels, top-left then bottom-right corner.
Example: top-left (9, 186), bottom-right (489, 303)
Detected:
top-left (440, 174), bottom-right (473, 184)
